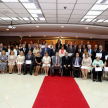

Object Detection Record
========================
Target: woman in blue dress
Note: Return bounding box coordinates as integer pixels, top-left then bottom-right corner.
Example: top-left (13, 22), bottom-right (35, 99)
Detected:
top-left (0, 50), bottom-right (8, 74)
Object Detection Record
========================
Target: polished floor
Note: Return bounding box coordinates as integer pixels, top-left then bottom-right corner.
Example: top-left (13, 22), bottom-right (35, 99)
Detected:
top-left (0, 73), bottom-right (108, 108)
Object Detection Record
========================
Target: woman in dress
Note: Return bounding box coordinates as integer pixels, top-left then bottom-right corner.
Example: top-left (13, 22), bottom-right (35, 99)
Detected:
top-left (42, 52), bottom-right (51, 76)
top-left (33, 44), bottom-right (42, 57)
top-left (8, 51), bottom-right (16, 74)
top-left (16, 51), bottom-right (25, 75)
top-left (34, 52), bottom-right (42, 76)
top-left (59, 45), bottom-right (66, 57)
top-left (92, 57), bottom-right (104, 82)
top-left (81, 53), bottom-right (92, 80)
top-left (0, 50), bottom-right (8, 74)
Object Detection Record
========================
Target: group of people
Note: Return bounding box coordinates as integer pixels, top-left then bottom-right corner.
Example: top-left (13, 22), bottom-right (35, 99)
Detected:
top-left (0, 39), bottom-right (108, 82)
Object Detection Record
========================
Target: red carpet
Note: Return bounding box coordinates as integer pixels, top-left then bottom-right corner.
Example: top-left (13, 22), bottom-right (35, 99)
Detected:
top-left (32, 76), bottom-right (90, 108)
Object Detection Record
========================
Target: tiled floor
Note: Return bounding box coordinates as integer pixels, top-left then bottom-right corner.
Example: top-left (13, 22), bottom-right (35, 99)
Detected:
top-left (0, 73), bottom-right (108, 108)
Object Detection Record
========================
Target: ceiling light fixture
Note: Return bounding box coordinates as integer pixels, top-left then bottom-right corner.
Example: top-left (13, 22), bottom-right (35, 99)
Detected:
top-left (36, 26), bottom-right (39, 28)
top-left (6, 29), bottom-right (9, 31)
top-left (1, 0), bottom-right (19, 2)
top-left (85, 27), bottom-right (89, 29)
top-left (22, 3), bottom-right (37, 9)
top-left (39, 18), bottom-right (45, 20)
top-left (61, 26), bottom-right (64, 28)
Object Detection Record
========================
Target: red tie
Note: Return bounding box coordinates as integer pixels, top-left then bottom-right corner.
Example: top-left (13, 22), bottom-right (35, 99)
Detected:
top-left (57, 57), bottom-right (58, 65)
top-left (79, 50), bottom-right (80, 54)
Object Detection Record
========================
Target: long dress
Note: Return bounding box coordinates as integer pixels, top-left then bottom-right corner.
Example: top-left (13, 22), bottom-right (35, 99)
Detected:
top-left (0, 55), bottom-right (7, 71)
top-left (42, 56), bottom-right (51, 67)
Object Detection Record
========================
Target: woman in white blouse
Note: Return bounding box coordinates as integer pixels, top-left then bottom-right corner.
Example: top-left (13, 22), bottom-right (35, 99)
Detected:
top-left (42, 52), bottom-right (51, 76)
top-left (33, 44), bottom-right (42, 57)
top-left (16, 51), bottom-right (25, 75)
top-left (8, 51), bottom-right (16, 74)
top-left (59, 45), bottom-right (66, 57)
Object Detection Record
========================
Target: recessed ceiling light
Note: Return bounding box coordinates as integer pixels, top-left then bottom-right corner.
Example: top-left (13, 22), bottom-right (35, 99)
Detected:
top-left (61, 26), bottom-right (64, 28)
top-left (90, 37), bottom-right (92, 39)
top-left (29, 35), bottom-right (31, 37)
top-left (36, 26), bottom-right (39, 28)
top-left (85, 27), bottom-right (89, 29)
top-left (44, 35), bottom-right (46, 37)
top-left (6, 29), bottom-right (9, 31)
top-left (76, 36), bottom-right (78, 38)
top-left (1, 0), bottom-right (19, 2)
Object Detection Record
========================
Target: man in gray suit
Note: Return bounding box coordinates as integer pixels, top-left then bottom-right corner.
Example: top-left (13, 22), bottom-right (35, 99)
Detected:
top-left (66, 42), bottom-right (75, 57)
top-left (52, 52), bottom-right (62, 77)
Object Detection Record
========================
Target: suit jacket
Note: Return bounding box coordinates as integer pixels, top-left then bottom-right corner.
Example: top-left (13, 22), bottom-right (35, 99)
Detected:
top-left (64, 44), bottom-right (69, 49)
top-left (41, 47), bottom-right (51, 57)
top-left (72, 57), bottom-right (82, 66)
top-left (56, 44), bottom-right (62, 50)
top-left (72, 45), bottom-right (78, 50)
top-left (25, 54), bottom-right (34, 63)
top-left (76, 49), bottom-right (83, 57)
top-left (62, 56), bottom-right (71, 66)
top-left (50, 49), bottom-right (58, 56)
top-left (66, 47), bottom-right (75, 56)
top-left (25, 47), bottom-right (33, 55)
top-left (52, 56), bottom-right (62, 66)
top-left (96, 50), bottom-right (106, 61)
top-left (0, 47), bottom-right (6, 52)
top-left (92, 49), bottom-right (97, 60)
top-left (20, 48), bottom-right (26, 55)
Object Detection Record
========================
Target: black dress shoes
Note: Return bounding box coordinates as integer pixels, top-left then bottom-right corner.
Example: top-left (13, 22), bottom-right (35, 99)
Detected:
top-left (52, 73), bottom-right (54, 77)
top-left (30, 73), bottom-right (32, 75)
top-left (59, 73), bottom-right (61, 77)
top-left (23, 73), bottom-right (27, 75)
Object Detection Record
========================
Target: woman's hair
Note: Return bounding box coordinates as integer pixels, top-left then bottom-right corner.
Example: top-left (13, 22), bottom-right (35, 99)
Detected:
top-left (85, 52), bottom-right (89, 57)
top-left (10, 50), bottom-right (15, 55)
top-left (45, 51), bottom-right (49, 55)
top-left (20, 51), bottom-right (24, 56)
top-left (1, 50), bottom-right (6, 55)
top-left (36, 44), bottom-right (40, 50)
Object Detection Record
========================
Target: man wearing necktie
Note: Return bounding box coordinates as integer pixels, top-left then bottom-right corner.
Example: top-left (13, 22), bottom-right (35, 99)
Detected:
top-left (72, 53), bottom-right (82, 78)
top-left (92, 45), bottom-right (98, 61)
top-left (66, 42), bottom-right (75, 57)
top-left (76, 45), bottom-right (82, 57)
top-left (52, 52), bottom-right (62, 77)
top-left (62, 52), bottom-right (71, 77)
top-left (51, 45), bottom-right (58, 57)
top-left (96, 45), bottom-right (106, 62)
top-left (23, 50), bottom-right (34, 75)
top-left (41, 43), bottom-right (51, 57)
top-left (87, 45), bottom-right (92, 57)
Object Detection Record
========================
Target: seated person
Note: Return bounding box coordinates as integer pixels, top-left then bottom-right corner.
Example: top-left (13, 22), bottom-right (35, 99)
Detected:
top-left (8, 51), bottom-right (16, 74)
top-left (72, 53), bottom-right (82, 78)
top-left (42, 52), bottom-right (51, 76)
top-left (81, 53), bottom-right (92, 80)
top-left (34, 52), bottom-right (42, 76)
top-left (23, 50), bottom-right (34, 75)
top-left (16, 51), bottom-right (25, 75)
top-left (52, 52), bottom-right (62, 77)
top-left (92, 56), bottom-right (104, 82)
top-left (62, 52), bottom-right (71, 77)
top-left (0, 50), bottom-right (8, 74)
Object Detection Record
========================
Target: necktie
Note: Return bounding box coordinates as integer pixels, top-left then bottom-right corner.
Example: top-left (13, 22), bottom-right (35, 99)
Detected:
top-left (79, 50), bottom-right (80, 54)
top-left (29, 55), bottom-right (30, 59)
top-left (100, 50), bottom-right (101, 53)
top-left (57, 57), bottom-right (58, 65)
top-left (70, 47), bottom-right (71, 51)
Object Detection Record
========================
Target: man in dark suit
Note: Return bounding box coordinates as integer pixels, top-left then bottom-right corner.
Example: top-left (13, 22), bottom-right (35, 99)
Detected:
top-left (25, 44), bottom-right (33, 55)
top-left (72, 53), bottom-right (82, 78)
top-left (72, 41), bottom-right (77, 51)
top-left (50, 45), bottom-right (58, 56)
top-left (20, 44), bottom-right (26, 55)
top-left (96, 45), bottom-right (106, 62)
top-left (52, 52), bottom-right (62, 77)
top-left (92, 45), bottom-right (98, 61)
top-left (23, 50), bottom-right (34, 75)
top-left (62, 52), bottom-right (71, 77)
top-left (41, 43), bottom-right (51, 57)
top-left (66, 42), bottom-right (75, 57)
top-left (64, 40), bottom-right (69, 49)
top-left (76, 44), bottom-right (83, 58)
top-left (0, 43), bottom-right (6, 52)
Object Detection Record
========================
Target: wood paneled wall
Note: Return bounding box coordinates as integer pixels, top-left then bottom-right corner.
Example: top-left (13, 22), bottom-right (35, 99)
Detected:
top-left (23, 39), bottom-right (98, 49)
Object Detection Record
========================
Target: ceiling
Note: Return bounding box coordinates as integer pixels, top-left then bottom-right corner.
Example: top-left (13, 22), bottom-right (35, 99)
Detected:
top-left (0, 0), bottom-right (108, 26)
top-left (0, 0), bottom-right (108, 39)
